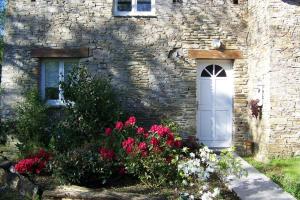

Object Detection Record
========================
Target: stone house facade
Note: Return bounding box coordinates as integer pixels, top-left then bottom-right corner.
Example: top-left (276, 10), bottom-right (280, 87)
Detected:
top-left (1, 0), bottom-right (300, 159)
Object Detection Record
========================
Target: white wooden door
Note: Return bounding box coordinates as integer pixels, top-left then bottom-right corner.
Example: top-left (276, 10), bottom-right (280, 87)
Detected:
top-left (196, 60), bottom-right (233, 147)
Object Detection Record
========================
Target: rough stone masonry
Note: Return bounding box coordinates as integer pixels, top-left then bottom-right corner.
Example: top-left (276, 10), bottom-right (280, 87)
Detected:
top-left (1, 0), bottom-right (299, 158)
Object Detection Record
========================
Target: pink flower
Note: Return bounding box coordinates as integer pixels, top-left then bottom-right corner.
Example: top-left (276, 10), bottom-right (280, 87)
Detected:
top-left (149, 125), bottom-right (170, 137)
top-left (125, 116), bottom-right (136, 127)
top-left (143, 132), bottom-right (149, 138)
top-left (141, 151), bottom-right (148, 157)
top-left (136, 127), bottom-right (145, 135)
top-left (166, 133), bottom-right (175, 147)
top-left (167, 132), bottom-right (174, 141)
top-left (153, 146), bottom-right (163, 153)
top-left (150, 137), bottom-right (159, 147)
top-left (149, 124), bottom-right (160, 133)
top-left (174, 140), bottom-right (183, 148)
top-left (115, 121), bottom-right (124, 131)
top-left (35, 149), bottom-right (51, 161)
top-left (99, 147), bottom-right (115, 160)
top-left (105, 128), bottom-right (112, 136)
top-left (138, 142), bottom-right (147, 151)
top-left (122, 137), bottom-right (135, 154)
top-left (166, 139), bottom-right (174, 147)
top-left (15, 149), bottom-right (51, 175)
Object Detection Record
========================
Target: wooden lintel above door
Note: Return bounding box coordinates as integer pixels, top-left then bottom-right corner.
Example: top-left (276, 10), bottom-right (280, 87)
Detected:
top-left (188, 49), bottom-right (243, 59)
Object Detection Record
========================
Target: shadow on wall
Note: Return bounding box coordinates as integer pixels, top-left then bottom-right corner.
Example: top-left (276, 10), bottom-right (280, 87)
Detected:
top-left (282, 0), bottom-right (300, 5)
top-left (3, 0), bottom-right (248, 130)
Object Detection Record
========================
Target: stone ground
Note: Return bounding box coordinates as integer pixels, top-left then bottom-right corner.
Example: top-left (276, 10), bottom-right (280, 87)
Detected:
top-left (226, 156), bottom-right (297, 200)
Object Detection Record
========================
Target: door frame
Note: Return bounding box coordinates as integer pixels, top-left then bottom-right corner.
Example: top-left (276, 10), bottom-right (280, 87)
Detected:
top-left (196, 59), bottom-right (234, 148)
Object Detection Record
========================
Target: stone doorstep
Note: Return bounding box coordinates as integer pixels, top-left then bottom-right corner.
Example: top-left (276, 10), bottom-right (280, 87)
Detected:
top-left (225, 156), bottom-right (297, 200)
top-left (42, 185), bottom-right (162, 200)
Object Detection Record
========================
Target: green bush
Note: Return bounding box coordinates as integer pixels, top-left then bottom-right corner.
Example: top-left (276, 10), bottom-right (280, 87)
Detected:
top-left (98, 116), bottom-right (184, 187)
top-left (0, 120), bottom-right (14, 145)
top-left (14, 89), bottom-right (51, 156)
top-left (50, 144), bottom-right (115, 186)
top-left (53, 66), bottom-right (122, 152)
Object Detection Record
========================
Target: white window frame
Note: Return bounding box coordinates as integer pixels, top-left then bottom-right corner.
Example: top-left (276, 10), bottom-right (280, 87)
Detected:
top-left (114, 0), bottom-right (156, 17)
top-left (41, 59), bottom-right (78, 107)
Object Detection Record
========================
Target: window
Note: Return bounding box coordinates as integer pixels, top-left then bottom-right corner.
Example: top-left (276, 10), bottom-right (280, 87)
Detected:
top-left (41, 59), bottom-right (78, 106)
top-left (114, 0), bottom-right (155, 16)
top-left (201, 65), bottom-right (227, 78)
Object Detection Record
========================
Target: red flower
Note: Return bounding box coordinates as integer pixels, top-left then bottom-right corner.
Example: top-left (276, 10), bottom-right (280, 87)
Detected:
top-left (136, 127), bottom-right (145, 135)
top-left (150, 125), bottom-right (170, 137)
top-left (166, 139), bottom-right (174, 147)
top-left (122, 137), bottom-right (135, 154)
top-left (153, 146), bottom-right (163, 153)
top-left (99, 147), bottom-right (115, 160)
top-left (143, 132), bottom-right (149, 138)
top-left (105, 128), bottom-right (112, 136)
top-left (165, 156), bottom-right (173, 163)
top-left (115, 121), bottom-right (124, 131)
top-left (125, 116), bottom-right (136, 127)
top-left (141, 151), bottom-right (148, 157)
top-left (15, 149), bottom-right (51, 175)
top-left (35, 149), bottom-right (51, 161)
top-left (138, 142), bottom-right (147, 151)
top-left (150, 137), bottom-right (159, 147)
top-left (166, 133), bottom-right (175, 147)
top-left (118, 166), bottom-right (127, 176)
top-left (15, 157), bottom-right (46, 174)
top-left (174, 140), bottom-right (183, 148)
top-left (167, 132), bottom-right (174, 141)
top-left (149, 124), bottom-right (160, 133)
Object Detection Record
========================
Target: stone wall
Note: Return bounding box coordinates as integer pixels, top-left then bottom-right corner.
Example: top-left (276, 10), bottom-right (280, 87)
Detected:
top-left (248, 0), bottom-right (300, 158)
top-left (2, 1), bottom-right (249, 148)
top-left (268, 0), bottom-right (300, 157)
top-left (247, 0), bottom-right (272, 160)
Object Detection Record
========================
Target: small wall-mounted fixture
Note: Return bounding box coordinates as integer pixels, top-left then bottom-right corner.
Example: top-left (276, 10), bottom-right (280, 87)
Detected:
top-left (233, 0), bottom-right (239, 4)
top-left (254, 84), bottom-right (264, 106)
top-left (211, 39), bottom-right (222, 50)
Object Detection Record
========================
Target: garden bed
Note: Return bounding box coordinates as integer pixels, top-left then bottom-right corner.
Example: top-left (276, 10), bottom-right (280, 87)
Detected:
top-left (244, 157), bottom-right (300, 200)
top-left (1, 67), bottom-right (245, 200)
top-left (0, 174), bottom-right (239, 200)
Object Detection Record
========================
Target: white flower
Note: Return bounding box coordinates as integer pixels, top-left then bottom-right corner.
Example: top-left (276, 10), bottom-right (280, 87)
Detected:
top-left (189, 195), bottom-right (195, 200)
top-left (190, 152), bottom-right (196, 158)
top-left (201, 191), bottom-right (213, 200)
top-left (212, 188), bottom-right (220, 197)
top-left (202, 184), bottom-right (209, 191)
top-left (182, 180), bottom-right (188, 186)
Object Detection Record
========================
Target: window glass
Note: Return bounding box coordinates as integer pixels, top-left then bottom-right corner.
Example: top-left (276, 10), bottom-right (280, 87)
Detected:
top-left (137, 0), bottom-right (151, 11)
top-left (201, 70), bottom-right (211, 77)
top-left (117, 0), bottom-right (132, 11)
top-left (45, 61), bottom-right (59, 100)
top-left (206, 65), bottom-right (214, 75)
top-left (215, 65), bottom-right (222, 75)
top-left (217, 70), bottom-right (227, 77)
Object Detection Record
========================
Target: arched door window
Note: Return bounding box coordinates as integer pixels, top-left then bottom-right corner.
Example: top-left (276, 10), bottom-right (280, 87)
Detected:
top-left (201, 65), bottom-right (227, 77)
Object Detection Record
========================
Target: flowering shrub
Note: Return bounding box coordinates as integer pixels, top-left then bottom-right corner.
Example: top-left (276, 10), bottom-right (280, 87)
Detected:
top-left (98, 116), bottom-right (184, 187)
top-left (177, 147), bottom-right (247, 200)
top-left (15, 149), bottom-right (51, 175)
top-left (50, 145), bottom-right (116, 186)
